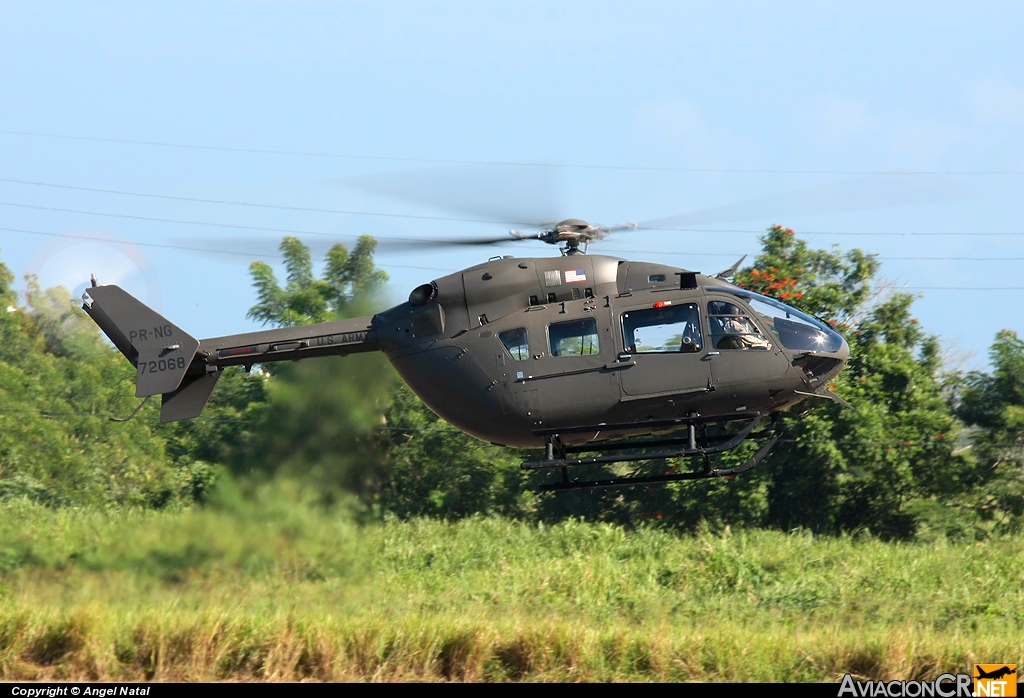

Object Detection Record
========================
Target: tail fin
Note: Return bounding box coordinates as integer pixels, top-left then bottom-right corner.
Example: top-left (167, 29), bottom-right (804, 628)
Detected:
top-left (82, 284), bottom-right (199, 399)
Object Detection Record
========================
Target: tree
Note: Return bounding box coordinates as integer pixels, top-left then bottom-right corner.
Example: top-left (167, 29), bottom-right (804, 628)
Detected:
top-left (734, 227), bottom-right (970, 539)
top-left (248, 235), bottom-right (387, 327)
top-left (239, 236), bottom-right (395, 505)
top-left (0, 252), bottom-right (201, 508)
top-left (734, 225), bottom-right (878, 321)
top-left (954, 330), bottom-right (1024, 534)
top-left (376, 383), bottom-right (529, 519)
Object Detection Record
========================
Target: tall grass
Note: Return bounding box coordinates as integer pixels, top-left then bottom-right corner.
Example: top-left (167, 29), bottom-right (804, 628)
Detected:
top-left (0, 491), bottom-right (1021, 681)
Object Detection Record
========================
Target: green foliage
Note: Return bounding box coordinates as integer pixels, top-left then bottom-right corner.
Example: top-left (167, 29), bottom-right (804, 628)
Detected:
top-left (0, 260), bottom-right (12, 303)
top-left (248, 351), bottom-right (394, 505)
top-left (0, 253), bottom-right (197, 508)
top-left (159, 366), bottom-right (270, 471)
top-left (728, 226), bottom-right (971, 539)
top-left (766, 291), bottom-right (970, 539)
top-left (954, 330), bottom-right (1024, 533)
top-left (0, 484), bottom-right (359, 583)
top-left (23, 277), bottom-right (106, 359)
top-left (377, 383), bottom-right (529, 518)
top-left (247, 235), bottom-right (387, 327)
top-left (0, 501), bottom-right (1022, 680)
top-left (733, 224), bottom-right (878, 321)
top-left (241, 238), bottom-right (396, 503)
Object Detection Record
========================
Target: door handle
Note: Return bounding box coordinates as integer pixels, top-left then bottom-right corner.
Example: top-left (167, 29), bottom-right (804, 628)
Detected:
top-left (603, 360), bottom-right (635, 370)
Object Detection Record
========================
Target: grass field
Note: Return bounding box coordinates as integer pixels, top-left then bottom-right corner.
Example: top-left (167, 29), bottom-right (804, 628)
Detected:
top-left (0, 489), bottom-right (1021, 682)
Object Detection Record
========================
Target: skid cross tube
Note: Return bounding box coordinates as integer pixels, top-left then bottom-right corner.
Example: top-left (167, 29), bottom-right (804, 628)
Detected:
top-left (534, 435), bottom-right (780, 492)
top-left (521, 412), bottom-right (764, 470)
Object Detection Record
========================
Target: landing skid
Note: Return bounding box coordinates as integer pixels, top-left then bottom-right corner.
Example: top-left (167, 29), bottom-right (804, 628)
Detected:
top-left (522, 411), bottom-right (782, 492)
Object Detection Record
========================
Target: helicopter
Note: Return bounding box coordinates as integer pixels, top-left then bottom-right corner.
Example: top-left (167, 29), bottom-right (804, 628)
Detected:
top-left (82, 216), bottom-right (851, 491)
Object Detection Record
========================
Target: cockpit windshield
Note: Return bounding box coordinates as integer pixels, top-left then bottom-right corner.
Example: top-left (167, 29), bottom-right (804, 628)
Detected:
top-left (705, 287), bottom-right (845, 353)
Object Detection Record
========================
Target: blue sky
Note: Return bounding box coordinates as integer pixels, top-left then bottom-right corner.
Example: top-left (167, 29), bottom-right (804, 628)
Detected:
top-left (1, 1), bottom-right (1022, 369)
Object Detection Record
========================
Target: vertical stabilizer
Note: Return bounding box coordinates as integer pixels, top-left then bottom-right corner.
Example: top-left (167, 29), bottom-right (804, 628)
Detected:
top-left (83, 285), bottom-right (199, 397)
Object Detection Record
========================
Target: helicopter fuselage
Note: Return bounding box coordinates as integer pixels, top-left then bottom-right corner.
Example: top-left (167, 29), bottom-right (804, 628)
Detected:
top-left (374, 254), bottom-right (849, 448)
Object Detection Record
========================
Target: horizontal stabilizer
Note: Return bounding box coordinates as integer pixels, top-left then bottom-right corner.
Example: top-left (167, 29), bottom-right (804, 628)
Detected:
top-left (83, 285), bottom-right (199, 397)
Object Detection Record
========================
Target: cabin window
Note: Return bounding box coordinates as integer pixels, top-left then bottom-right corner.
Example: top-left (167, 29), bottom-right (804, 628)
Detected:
top-left (707, 300), bottom-right (771, 350)
top-left (549, 318), bottom-right (600, 357)
top-left (648, 274), bottom-right (666, 283)
top-left (622, 303), bottom-right (702, 354)
top-left (498, 327), bottom-right (530, 361)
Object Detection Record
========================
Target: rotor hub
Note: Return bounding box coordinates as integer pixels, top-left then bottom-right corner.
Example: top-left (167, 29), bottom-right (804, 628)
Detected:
top-left (539, 219), bottom-right (604, 254)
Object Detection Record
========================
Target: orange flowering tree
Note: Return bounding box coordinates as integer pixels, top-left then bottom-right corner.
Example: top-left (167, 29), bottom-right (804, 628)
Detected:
top-left (721, 226), bottom-right (970, 539)
top-left (732, 224), bottom-right (877, 322)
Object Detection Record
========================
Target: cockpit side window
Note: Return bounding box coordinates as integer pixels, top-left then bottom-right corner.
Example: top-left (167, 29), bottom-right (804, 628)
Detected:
top-left (742, 295), bottom-right (844, 353)
top-left (549, 317), bottom-right (600, 357)
top-left (498, 327), bottom-right (529, 361)
top-left (704, 286), bottom-right (845, 353)
top-left (707, 300), bottom-right (771, 351)
top-left (622, 303), bottom-right (703, 354)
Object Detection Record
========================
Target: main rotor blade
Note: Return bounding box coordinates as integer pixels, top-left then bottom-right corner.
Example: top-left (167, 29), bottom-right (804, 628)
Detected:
top-left (171, 237), bottom-right (343, 261)
top-left (173, 233), bottom-right (534, 260)
top-left (371, 234), bottom-right (537, 250)
top-left (636, 175), bottom-right (974, 230)
top-left (339, 164), bottom-right (564, 228)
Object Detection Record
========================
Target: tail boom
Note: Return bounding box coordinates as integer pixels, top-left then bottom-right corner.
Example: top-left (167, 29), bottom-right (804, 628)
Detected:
top-left (198, 318), bottom-right (378, 369)
top-left (83, 284), bottom-right (379, 422)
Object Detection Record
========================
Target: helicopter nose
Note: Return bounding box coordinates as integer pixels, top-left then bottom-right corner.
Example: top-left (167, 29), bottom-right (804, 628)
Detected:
top-left (836, 335), bottom-right (851, 363)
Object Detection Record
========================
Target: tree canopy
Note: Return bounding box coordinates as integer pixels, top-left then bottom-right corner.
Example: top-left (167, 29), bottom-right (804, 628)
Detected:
top-left (248, 235), bottom-right (387, 327)
top-left (0, 255), bottom-right (204, 508)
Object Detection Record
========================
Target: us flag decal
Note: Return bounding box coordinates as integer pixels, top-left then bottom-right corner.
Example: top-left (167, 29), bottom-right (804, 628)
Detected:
top-left (565, 269), bottom-right (587, 283)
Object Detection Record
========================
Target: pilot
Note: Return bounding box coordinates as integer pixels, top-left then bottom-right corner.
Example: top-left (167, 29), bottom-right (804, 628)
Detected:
top-left (716, 316), bottom-right (771, 350)
top-left (722, 315), bottom-right (757, 335)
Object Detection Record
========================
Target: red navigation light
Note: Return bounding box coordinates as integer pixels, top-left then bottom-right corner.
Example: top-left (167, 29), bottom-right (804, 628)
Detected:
top-left (652, 301), bottom-right (672, 309)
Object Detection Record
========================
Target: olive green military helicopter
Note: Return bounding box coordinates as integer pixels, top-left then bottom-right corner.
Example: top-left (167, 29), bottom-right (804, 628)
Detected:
top-left (82, 213), bottom-right (851, 491)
